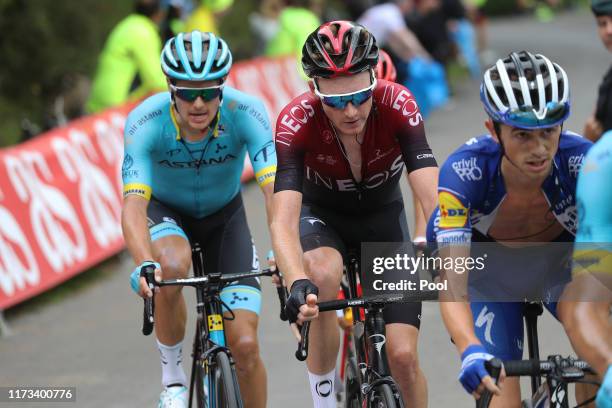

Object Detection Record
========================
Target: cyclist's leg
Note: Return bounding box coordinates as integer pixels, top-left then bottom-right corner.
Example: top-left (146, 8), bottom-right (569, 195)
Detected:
top-left (200, 194), bottom-right (266, 408)
top-left (470, 301), bottom-right (523, 408)
top-left (300, 205), bottom-right (346, 407)
top-left (148, 199), bottom-right (192, 396)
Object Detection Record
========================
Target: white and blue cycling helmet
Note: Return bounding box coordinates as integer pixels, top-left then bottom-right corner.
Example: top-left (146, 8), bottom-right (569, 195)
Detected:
top-left (161, 30), bottom-right (232, 82)
top-left (480, 51), bottom-right (570, 129)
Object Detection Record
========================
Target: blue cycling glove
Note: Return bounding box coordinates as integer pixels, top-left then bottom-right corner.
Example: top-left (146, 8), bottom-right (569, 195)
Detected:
top-left (459, 344), bottom-right (495, 394)
top-left (130, 261), bottom-right (160, 294)
top-left (597, 365), bottom-right (612, 408)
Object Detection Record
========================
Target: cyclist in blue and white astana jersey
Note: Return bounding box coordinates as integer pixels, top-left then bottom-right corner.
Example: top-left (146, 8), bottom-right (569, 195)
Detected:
top-left (426, 51), bottom-right (593, 407)
top-left (562, 129), bottom-right (612, 408)
top-left (122, 31), bottom-right (275, 408)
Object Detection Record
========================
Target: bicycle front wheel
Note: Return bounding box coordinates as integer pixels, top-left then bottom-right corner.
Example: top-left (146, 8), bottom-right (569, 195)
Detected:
top-left (212, 351), bottom-right (242, 408)
top-left (343, 356), bottom-right (361, 408)
top-left (368, 384), bottom-right (399, 408)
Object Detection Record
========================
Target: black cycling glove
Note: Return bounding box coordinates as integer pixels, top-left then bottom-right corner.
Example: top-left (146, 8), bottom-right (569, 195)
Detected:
top-left (285, 279), bottom-right (319, 323)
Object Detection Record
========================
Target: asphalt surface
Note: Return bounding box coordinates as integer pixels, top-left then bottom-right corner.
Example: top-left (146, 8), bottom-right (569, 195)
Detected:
top-left (1, 9), bottom-right (609, 408)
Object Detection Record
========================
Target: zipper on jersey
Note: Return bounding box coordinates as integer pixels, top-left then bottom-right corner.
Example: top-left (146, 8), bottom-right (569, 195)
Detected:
top-left (330, 123), bottom-right (365, 200)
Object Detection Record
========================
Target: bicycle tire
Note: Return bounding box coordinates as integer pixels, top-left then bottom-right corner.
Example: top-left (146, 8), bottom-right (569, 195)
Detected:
top-left (343, 356), bottom-right (361, 408)
top-left (368, 384), bottom-right (398, 408)
top-left (194, 358), bottom-right (207, 407)
top-left (213, 351), bottom-right (242, 408)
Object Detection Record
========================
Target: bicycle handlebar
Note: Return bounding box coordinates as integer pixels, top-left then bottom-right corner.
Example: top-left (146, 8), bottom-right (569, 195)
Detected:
top-left (476, 358), bottom-right (503, 408)
top-left (503, 357), bottom-right (591, 377)
top-left (140, 267), bottom-right (278, 336)
top-left (141, 265), bottom-right (156, 336)
top-left (294, 290), bottom-right (439, 361)
top-left (477, 356), bottom-right (594, 408)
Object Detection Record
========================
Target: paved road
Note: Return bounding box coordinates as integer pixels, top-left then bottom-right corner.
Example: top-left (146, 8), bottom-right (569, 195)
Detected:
top-left (1, 9), bottom-right (608, 408)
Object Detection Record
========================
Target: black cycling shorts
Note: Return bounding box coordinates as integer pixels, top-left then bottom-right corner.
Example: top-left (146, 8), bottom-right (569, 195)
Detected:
top-left (299, 199), bottom-right (421, 328)
top-left (147, 194), bottom-right (261, 314)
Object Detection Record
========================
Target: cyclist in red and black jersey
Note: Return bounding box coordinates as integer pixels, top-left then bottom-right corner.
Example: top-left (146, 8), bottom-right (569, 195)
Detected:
top-left (271, 21), bottom-right (438, 408)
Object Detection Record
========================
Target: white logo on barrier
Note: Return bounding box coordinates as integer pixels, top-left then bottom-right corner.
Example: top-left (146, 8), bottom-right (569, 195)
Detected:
top-left (5, 151), bottom-right (87, 273)
top-left (52, 129), bottom-right (122, 247)
top-left (0, 192), bottom-right (39, 296)
top-left (475, 306), bottom-right (495, 346)
top-left (452, 157), bottom-right (483, 181)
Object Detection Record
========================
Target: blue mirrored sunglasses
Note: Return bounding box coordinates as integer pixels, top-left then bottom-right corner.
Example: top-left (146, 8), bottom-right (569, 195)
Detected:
top-left (314, 78), bottom-right (377, 109)
top-left (502, 101), bottom-right (570, 129)
top-left (170, 85), bottom-right (223, 102)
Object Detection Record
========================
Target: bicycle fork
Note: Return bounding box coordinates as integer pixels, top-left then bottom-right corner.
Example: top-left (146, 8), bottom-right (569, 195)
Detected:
top-left (362, 306), bottom-right (403, 404)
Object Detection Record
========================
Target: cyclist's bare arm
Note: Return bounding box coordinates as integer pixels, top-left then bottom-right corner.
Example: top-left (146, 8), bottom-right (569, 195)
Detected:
top-left (407, 166), bottom-right (439, 224)
top-left (438, 244), bottom-right (482, 353)
top-left (122, 195), bottom-right (154, 265)
top-left (559, 274), bottom-right (612, 378)
top-left (261, 182), bottom-right (275, 229)
top-left (270, 190), bottom-right (306, 288)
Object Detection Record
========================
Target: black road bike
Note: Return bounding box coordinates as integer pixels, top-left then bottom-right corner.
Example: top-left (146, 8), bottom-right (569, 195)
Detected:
top-left (141, 243), bottom-right (278, 408)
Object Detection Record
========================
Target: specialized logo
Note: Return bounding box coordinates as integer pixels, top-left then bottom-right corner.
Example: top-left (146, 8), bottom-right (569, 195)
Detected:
top-left (451, 157), bottom-right (482, 181)
top-left (302, 216), bottom-right (326, 227)
top-left (568, 154), bottom-right (584, 178)
top-left (369, 334), bottom-right (386, 355)
top-left (439, 191), bottom-right (468, 228)
top-left (315, 380), bottom-right (332, 398)
top-left (475, 306), bottom-right (495, 346)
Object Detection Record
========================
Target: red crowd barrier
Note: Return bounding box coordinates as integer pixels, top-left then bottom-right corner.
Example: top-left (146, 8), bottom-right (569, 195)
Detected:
top-left (0, 56), bottom-right (307, 309)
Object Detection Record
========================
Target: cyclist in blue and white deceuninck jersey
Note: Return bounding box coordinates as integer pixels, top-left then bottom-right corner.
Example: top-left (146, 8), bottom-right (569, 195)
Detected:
top-left (426, 51), bottom-right (593, 407)
top-left (121, 30), bottom-right (275, 408)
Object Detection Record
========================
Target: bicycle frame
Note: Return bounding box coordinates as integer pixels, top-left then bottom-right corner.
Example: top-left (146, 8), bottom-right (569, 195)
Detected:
top-left (190, 243), bottom-right (235, 408)
top-left (344, 255), bottom-right (402, 403)
top-left (523, 303), bottom-right (573, 408)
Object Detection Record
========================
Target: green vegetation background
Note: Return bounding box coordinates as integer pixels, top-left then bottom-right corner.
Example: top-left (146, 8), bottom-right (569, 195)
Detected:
top-left (0, 0), bottom-right (581, 147)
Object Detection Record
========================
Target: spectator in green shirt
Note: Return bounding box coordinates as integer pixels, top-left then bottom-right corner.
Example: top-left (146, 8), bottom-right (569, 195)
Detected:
top-left (87, 0), bottom-right (167, 113)
top-left (265, 0), bottom-right (319, 75)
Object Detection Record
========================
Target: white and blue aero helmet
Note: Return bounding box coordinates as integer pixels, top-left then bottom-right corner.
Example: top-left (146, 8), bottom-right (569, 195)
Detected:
top-left (161, 30), bottom-right (232, 81)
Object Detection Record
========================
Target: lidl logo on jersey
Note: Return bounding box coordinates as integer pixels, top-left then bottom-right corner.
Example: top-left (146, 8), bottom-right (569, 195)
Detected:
top-left (439, 191), bottom-right (468, 228)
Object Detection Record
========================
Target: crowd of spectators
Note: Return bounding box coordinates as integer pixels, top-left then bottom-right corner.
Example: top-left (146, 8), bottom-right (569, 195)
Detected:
top-left (22, 0), bottom-right (608, 140)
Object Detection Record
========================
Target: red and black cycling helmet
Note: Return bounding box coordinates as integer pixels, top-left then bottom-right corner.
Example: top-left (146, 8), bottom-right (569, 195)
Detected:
top-left (375, 50), bottom-right (397, 82)
top-left (302, 20), bottom-right (379, 78)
